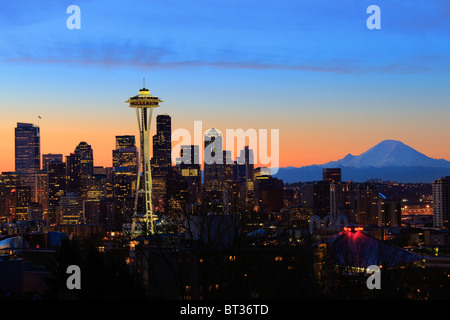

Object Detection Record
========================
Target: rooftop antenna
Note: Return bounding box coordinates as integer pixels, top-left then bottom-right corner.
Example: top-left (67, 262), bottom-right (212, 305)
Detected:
top-left (143, 74), bottom-right (146, 89)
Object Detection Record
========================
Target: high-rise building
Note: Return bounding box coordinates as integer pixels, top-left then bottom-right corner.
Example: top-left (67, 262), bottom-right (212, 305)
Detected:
top-left (74, 142), bottom-right (94, 197)
top-left (75, 142), bottom-right (94, 176)
top-left (152, 114), bottom-right (172, 167)
top-left (115, 135), bottom-right (136, 149)
top-left (223, 150), bottom-right (234, 185)
top-left (0, 172), bottom-right (21, 189)
top-left (254, 175), bottom-right (284, 213)
top-left (59, 193), bottom-right (84, 225)
top-left (0, 181), bottom-right (7, 222)
top-left (165, 166), bottom-right (189, 213)
top-left (15, 122), bottom-right (40, 199)
top-left (151, 115), bottom-right (172, 203)
top-left (112, 135), bottom-right (138, 221)
top-left (66, 153), bottom-right (80, 195)
top-left (85, 173), bottom-right (108, 200)
top-left (379, 200), bottom-right (402, 227)
top-left (14, 186), bottom-right (32, 221)
top-left (323, 168), bottom-right (342, 184)
top-left (356, 183), bottom-right (380, 227)
top-left (113, 135), bottom-right (138, 173)
top-left (0, 172), bottom-right (21, 222)
top-left (254, 167), bottom-right (272, 178)
top-left (176, 145), bottom-right (201, 204)
top-left (300, 181), bottom-right (330, 218)
top-left (235, 146), bottom-right (255, 205)
top-left (330, 181), bottom-right (356, 223)
top-left (432, 177), bottom-right (450, 229)
top-left (47, 161), bottom-right (66, 224)
top-left (42, 153), bottom-right (63, 172)
top-left (28, 202), bottom-right (44, 221)
top-left (36, 170), bottom-right (48, 218)
top-left (204, 128), bottom-right (224, 193)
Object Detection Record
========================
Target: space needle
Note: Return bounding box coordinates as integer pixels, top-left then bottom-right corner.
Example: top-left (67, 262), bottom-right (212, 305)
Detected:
top-left (125, 77), bottom-right (163, 236)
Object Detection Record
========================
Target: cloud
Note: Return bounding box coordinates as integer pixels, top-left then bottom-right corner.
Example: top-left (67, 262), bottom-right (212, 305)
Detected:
top-left (4, 43), bottom-right (446, 76)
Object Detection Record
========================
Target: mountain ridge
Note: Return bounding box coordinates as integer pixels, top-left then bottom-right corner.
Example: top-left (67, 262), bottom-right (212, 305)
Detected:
top-left (273, 140), bottom-right (450, 183)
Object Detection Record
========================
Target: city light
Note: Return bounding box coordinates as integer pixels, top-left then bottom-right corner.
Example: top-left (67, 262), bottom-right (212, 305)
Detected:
top-left (0, 0), bottom-right (448, 306)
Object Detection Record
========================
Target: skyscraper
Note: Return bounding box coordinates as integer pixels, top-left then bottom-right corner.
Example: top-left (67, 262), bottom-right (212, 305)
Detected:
top-left (15, 122), bottom-right (40, 198)
top-left (254, 174), bottom-right (284, 213)
top-left (235, 146), bottom-right (255, 205)
top-left (42, 153), bottom-right (63, 172)
top-left (379, 200), bottom-right (402, 227)
top-left (432, 176), bottom-right (450, 229)
top-left (47, 161), bottom-right (66, 224)
top-left (323, 168), bottom-right (342, 184)
top-left (150, 115), bottom-right (172, 204)
top-left (204, 128), bottom-right (224, 193)
top-left (0, 172), bottom-right (20, 222)
top-left (66, 152), bottom-right (81, 195)
top-left (74, 141), bottom-right (94, 181)
top-left (14, 186), bottom-right (32, 221)
top-left (330, 181), bottom-right (356, 223)
top-left (59, 193), bottom-right (84, 225)
top-left (0, 181), bottom-right (7, 222)
top-left (112, 136), bottom-right (137, 223)
top-left (115, 135), bottom-right (136, 149)
top-left (355, 183), bottom-right (380, 227)
top-left (113, 135), bottom-right (138, 173)
top-left (152, 114), bottom-right (172, 167)
top-left (223, 150), bottom-right (234, 185)
top-left (176, 145), bottom-right (201, 204)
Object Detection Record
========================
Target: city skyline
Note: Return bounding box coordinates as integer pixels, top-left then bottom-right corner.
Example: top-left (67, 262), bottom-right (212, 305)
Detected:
top-left (1, 0), bottom-right (450, 172)
top-left (3, 0), bottom-right (450, 305)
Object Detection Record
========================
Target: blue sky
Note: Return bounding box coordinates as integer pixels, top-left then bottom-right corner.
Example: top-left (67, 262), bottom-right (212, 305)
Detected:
top-left (0, 0), bottom-right (449, 170)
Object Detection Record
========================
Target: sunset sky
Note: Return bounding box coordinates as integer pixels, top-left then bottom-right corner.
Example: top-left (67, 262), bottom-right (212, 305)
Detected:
top-left (0, 0), bottom-right (449, 172)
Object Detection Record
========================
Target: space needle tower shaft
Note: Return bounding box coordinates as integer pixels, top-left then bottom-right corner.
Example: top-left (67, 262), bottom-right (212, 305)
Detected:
top-left (125, 77), bottom-right (163, 235)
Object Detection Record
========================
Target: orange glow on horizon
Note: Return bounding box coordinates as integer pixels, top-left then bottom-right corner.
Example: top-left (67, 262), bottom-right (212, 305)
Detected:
top-left (2, 114), bottom-right (450, 173)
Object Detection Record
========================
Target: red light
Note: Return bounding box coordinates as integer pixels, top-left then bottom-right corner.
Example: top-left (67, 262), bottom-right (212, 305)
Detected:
top-left (343, 226), bottom-right (364, 232)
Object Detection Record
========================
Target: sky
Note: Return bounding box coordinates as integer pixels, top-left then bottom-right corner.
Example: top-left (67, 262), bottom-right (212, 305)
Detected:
top-left (0, 0), bottom-right (449, 171)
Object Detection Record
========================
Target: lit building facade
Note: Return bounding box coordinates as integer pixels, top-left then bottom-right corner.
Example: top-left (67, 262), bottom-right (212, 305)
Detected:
top-left (176, 145), bottom-right (201, 204)
top-left (15, 122), bottom-right (40, 199)
top-left (330, 181), bottom-right (356, 223)
top-left (42, 153), bottom-right (63, 172)
top-left (378, 200), bottom-right (402, 227)
top-left (59, 193), bottom-right (84, 224)
top-left (75, 142), bottom-right (94, 197)
top-left (432, 176), bottom-right (450, 229)
top-left (355, 183), bottom-right (380, 227)
top-left (14, 186), bottom-right (32, 221)
top-left (204, 128), bottom-right (224, 193)
top-left (47, 161), bottom-right (66, 224)
top-left (323, 168), bottom-right (342, 184)
top-left (152, 114), bottom-right (172, 168)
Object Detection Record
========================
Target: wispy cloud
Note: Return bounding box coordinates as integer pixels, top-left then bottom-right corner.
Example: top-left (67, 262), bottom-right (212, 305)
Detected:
top-left (0, 0), bottom-right (449, 75)
top-left (3, 42), bottom-right (447, 76)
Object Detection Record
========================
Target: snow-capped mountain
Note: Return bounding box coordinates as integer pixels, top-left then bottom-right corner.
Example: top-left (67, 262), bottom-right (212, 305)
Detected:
top-left (322, 140), bottom-right (450, 169)
top-left (274, 140), bottom-right (450, 183)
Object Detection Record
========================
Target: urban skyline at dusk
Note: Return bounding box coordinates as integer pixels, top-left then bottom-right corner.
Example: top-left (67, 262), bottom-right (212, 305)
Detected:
top-left (1, 0), bottom-right (450, 306)
top-left (1, 0), bottom-right (450, 172)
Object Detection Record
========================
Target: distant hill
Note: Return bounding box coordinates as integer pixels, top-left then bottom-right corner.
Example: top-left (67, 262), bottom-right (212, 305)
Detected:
top-left (274, 140), bottom-right (450, 183)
